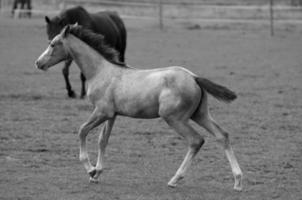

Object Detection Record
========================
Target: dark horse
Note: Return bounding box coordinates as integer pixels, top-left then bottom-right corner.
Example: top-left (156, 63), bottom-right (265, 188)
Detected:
top-left (11, 0), bottom-right (32, 18)
top-left (45, 6), bottom-right (127, 98)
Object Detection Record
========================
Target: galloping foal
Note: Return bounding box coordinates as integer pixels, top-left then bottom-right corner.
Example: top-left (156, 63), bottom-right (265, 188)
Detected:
top-left (35, 25), bottom-right (243, 191)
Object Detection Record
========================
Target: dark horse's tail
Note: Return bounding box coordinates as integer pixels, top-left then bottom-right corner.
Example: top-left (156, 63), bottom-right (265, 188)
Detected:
top-left (194, 77), bottom-right (237, 103)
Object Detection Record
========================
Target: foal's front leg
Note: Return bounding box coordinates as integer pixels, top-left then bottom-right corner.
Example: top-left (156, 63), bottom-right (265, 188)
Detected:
top-left (89, 117), bottom-right (116, 182)
top-left (78, 108), bottom-right (108, 181)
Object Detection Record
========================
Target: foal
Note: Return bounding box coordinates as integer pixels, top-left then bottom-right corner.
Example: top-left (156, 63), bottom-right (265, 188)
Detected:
top-left (35, 25), bottom-right (243, 191)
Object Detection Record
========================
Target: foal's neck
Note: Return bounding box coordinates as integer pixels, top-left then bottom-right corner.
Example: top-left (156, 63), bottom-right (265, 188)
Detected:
top-left (65, 36), bottom-right (109, 80)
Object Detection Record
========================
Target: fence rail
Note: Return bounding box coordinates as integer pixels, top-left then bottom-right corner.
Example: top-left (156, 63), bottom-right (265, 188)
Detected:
top-left (1, 0), bottom-right (302, 33)
top-left (61, 0), bottom-right (302, 20)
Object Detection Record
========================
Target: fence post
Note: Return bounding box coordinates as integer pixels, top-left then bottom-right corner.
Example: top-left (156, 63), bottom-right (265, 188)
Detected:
top-left (61, 0), bottom-right (67, 10)
top-left (270, 0), bottom-right (274, 36)
top-left (158, 0), bottom-right (163, 30)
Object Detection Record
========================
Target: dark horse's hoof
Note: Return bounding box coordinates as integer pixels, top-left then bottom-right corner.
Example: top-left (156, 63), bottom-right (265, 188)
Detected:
top-left (68, 91), bottom-right (77, 98)
top-left (80, 89), bottom-right (86, 99)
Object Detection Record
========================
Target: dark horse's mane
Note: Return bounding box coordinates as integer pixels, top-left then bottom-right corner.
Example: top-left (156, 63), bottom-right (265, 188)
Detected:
top-left (69, 25), bottom-right (127, 67)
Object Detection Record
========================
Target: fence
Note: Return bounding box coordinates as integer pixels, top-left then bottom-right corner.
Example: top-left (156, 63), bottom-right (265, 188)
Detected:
top-left (1, 0), bottom-right (302, 33)
top-left (0, 0), bottom-right (64, 16)
top-left (64, 0), bottom-right (302, 35)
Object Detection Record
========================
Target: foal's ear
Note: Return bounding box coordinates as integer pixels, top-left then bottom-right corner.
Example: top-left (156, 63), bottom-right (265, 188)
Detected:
top-left (71, 22), bottom-right (79, 28)
top-left (45, 16), bottom-right (51, 24)
top-left (62, 25), bottom-right (71, 38)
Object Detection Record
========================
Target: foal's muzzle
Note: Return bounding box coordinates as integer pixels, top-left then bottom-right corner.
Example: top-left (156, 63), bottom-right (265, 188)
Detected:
top-left (35, 60), bottom-right (48, 71)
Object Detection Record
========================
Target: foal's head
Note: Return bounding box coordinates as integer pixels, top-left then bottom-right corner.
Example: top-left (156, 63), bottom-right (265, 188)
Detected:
top-left (36, 24), bottom-right (127, 71)
top-left (35, 24), bottom-right (74, 71)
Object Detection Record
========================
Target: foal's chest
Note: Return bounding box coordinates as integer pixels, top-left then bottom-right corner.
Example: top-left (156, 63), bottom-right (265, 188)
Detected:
top-left (86, 77), bottom-right (114, 105)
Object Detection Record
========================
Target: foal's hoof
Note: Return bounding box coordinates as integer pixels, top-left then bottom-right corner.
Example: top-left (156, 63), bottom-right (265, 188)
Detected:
top-left (167, 182), bottom-right (177, 188)
top-left (88, 169), bottom-right (97, 178)
top-left (167, 176), bottom-right (184, 188)
top-left (234, 185), bottom-right (242, 192)
top-left (89, 177), bottom-right (99, 183)
top-left (233, 174), bottom-right (243, 191)
top-left (88, 169), bottom-right (99, 183)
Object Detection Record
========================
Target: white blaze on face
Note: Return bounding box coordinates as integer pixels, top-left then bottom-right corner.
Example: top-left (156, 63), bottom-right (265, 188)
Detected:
top-left (36, 45), bottom-right (53, 68)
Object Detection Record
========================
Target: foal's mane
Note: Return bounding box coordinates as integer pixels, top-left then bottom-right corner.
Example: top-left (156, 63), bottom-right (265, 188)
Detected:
top-left (69, 26), bottom-right (127, 67)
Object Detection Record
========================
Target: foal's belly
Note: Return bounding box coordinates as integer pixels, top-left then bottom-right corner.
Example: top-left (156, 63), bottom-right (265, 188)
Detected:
top-left (114, 71), bottom-right (164, 118)
top-left (114, 84), bottom-right (161, 118)
top-left (116, 104), bottom-right (160, 119)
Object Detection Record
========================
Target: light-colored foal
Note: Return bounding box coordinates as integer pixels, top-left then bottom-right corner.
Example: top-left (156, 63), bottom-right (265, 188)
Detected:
top-left (35, 25), bottom-right (243, 191)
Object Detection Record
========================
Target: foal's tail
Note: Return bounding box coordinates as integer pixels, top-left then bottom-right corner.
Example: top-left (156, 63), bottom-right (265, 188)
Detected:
top-left (194, 77), bottom-right (237, 103)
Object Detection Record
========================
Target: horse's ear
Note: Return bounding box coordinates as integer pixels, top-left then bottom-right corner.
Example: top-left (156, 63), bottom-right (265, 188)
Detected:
top-left (71, 22), bottom-right (79, 28)
top-left (45, 16), bottom-right (51, 24)
top-left (62, 25), bottom-right (71, 38)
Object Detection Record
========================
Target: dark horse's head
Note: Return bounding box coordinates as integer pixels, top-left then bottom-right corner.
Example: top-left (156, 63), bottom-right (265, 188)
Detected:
top-left (45, 16), bottom-right (65, 40)
top-left (45, 6), bottom-right (91, 40)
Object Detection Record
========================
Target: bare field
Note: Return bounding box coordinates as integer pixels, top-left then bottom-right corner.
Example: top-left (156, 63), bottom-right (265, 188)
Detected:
top-left (0, 17), bottom-right (302, 200)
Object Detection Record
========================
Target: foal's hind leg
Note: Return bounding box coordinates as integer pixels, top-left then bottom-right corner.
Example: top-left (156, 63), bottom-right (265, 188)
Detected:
top-left (62, 60), bottom-right (76, 98)
top-left (164, 119), bottom-right (204, 187)
top-left (192, 93), bottom-right (243, 191)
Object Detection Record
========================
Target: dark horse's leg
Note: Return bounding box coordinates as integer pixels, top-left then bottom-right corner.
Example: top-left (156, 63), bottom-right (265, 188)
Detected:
top-left (62, 60), bottom-right (76, 98)
top-left (80, 73), bottom-right (86, 99)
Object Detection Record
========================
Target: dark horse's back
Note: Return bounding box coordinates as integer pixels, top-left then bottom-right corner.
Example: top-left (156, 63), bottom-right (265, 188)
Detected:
top-left (46, 6), bottom-right (126, 62)
top-left (90, 11), bottom-right (127, 62)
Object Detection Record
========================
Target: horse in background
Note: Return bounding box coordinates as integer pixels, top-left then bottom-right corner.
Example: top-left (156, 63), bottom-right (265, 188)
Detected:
top-left (45, 6), bottom-right (127, 98)
top-left (11, 0), bottom-right (31, 18)
top-left (36, 24), bottom-right (243, 191)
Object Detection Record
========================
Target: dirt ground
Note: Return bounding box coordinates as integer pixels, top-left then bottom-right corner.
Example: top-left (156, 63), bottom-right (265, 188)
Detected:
top-left (0, 16), bottom-right (301, 200)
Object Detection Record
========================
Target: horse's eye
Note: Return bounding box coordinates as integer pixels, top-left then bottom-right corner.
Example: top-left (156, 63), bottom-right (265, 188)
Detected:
top-left (50, 43), bottom-right (55, 48)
